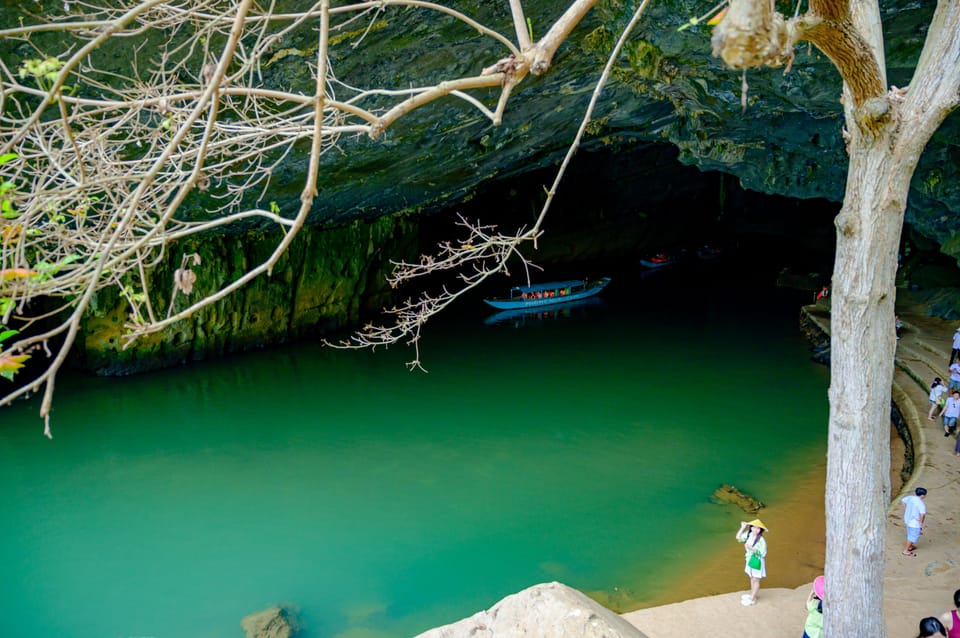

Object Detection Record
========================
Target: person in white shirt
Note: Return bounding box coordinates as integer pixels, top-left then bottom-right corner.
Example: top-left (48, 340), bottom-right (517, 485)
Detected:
top-left (949, 362), bottom-right (960, 392)
top-left (951, 327), bottom-right (960, 365)
top-left (929, 378), bottom-right (948, 421)
top-left (901, 487), bottom-right (927, 557)
top-left (736, 519), bottom-right (768, 605)
top-left (940, 390), bottom-right (960, 437)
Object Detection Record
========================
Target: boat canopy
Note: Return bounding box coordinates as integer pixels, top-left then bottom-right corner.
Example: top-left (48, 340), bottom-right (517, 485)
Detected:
top-left (510, 280), bottom-right (583, 294)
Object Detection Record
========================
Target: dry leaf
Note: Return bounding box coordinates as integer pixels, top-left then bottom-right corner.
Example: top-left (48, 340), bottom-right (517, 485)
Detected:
top-left (174, 268), bottom-right (197, 295)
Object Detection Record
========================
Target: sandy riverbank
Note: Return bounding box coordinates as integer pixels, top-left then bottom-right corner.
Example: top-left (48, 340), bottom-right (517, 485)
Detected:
top-left (638, 459), bottom-right (827, 608)
top-left (622, 307), bottom-right (960, 637)
top-left (630, 416), bottom-right (908, 611)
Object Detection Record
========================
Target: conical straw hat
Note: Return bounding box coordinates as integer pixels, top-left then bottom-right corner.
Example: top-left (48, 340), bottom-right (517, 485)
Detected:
top-left (747, 519), bottom-right (769, 531)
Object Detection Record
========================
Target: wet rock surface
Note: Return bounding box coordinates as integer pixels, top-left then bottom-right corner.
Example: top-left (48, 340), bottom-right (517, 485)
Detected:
top-left (710, 484), bottom-right (765, 514)
top-left (241, 605), bottom-right (298, 638)
top-left (415, 581), bottom-right (650, 638)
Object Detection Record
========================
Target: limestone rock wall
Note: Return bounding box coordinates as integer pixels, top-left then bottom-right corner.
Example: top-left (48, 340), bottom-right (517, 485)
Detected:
top-left (75, 215), bottom-right (417, 375)
top-left (5, 0), bottom-right (954, 238)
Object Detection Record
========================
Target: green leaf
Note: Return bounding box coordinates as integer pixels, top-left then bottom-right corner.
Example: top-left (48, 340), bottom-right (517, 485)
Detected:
top-left (0, 329), bottom-right (18, 343)
top-left (34, 254), bottom-right (80, 280)
top-left (1, 200), bottom-right (17, 220)
top-left (0, 153), bottom-right (18, 166)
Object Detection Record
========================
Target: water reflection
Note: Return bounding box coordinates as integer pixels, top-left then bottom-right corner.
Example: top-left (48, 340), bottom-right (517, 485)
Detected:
top-left (483, 297), bottom-right (604, 327)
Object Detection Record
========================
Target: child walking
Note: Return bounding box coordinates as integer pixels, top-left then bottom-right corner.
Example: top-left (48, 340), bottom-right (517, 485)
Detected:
top-left (929, 377), bottom-right (948, 421)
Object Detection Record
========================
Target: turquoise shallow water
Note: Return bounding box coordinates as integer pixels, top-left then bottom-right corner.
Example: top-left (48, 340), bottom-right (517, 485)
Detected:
top-left (0, 263), bottom-right (828, 638)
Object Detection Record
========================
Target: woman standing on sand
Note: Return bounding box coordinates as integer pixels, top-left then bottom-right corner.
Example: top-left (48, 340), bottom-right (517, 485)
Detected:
top-left (735, 519), bottom-right (768, 606)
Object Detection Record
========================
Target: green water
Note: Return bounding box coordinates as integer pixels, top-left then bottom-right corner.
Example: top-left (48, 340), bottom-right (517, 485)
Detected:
top-left (0, 265), bottom-right (828, 638)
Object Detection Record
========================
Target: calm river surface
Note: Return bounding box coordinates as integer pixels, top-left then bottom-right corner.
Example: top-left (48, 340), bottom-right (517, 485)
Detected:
top-left (0, 260), bottom-right (829, 638)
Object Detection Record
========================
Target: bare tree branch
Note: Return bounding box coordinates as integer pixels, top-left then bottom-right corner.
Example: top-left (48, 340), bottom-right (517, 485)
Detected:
top-left (0, 0), bottom-right (605, 434)
top-left (333, 0), bottom-right (653, 364)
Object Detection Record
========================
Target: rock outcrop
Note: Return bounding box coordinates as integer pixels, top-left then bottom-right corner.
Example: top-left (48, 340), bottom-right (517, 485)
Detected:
top-left (414, 582), bottom-right (649, 638)
top-left (3, 1), bottom-right (955, 237)
top-left (73, 214), bottom-right (417, 375)
top-left (710, 484), bottom-right (765, 514)
top-left (240, 605), bottom-right (298, 638)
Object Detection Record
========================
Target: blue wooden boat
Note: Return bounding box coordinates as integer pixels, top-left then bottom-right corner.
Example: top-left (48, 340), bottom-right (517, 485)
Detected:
top-left (483, 277), bottom-right (611, 310)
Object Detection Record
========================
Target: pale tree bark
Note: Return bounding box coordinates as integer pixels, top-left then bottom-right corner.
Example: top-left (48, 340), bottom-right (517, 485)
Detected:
top-left (713, 1), bottom-right (960, 635)
top-left (827, 5), bottom-right (960, 635)
top-left (826, 129), bottom-right (899, 638)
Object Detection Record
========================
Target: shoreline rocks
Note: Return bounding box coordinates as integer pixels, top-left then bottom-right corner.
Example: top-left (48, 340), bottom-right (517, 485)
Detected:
top-left (709, 484), bottom-right (765, 514)
top-left (241, 605), bottom-right (298, 638)
top-left (414, 582), bottom-right (649, 638)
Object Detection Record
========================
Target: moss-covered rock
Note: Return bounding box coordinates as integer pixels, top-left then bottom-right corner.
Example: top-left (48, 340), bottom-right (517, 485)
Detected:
top-left (710, 484), bottom-right (765, 514)
top-left (75, 215), bottom-right (416, 374)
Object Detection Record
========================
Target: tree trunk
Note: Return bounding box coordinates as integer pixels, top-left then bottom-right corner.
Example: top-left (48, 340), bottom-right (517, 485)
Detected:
top-left (824, 4), bottom-right (960, 634)
top-left (711, 2), bottom-right (960, 635)
top-left (824, 137), bottom-right (902, 638)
